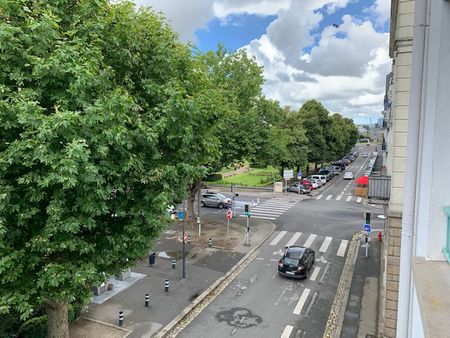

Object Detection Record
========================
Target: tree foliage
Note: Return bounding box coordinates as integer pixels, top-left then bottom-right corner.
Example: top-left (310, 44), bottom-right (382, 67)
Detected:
top-left (0, 0), bottom-right (206, 335)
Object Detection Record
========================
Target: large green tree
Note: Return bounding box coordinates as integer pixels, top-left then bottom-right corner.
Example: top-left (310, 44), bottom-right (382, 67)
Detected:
top-left (298, 100), bottom-right (331, 169)
top-left (0, 1), bottom-right (203, 336)
top-left (184, 47), bottom-right (264, 226)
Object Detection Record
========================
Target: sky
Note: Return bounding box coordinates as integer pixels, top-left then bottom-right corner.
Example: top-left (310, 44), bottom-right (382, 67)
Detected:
top-left (134, 0), bottom-right (392, 125)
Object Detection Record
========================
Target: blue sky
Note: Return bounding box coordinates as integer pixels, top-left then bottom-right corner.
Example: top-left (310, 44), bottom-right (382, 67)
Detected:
top-left (137, 0), bottom-right (391, 124)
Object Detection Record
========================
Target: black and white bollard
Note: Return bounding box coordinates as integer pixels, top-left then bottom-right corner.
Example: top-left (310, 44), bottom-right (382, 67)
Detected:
top-left (164, 279), bottom-right (169, 292)
top-left (171, 258), bottom-right (176, 269)
top-left (118, 310), bottom-right (124, 326)
top-left (187, 235), bottom-right (191, 245)
top-left (145, 293), bottom-right (150, 307)
top-left (208, 238), bottom-right (212, 247)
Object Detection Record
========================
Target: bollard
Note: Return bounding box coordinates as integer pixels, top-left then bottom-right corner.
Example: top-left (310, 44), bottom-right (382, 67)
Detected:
top-left (149, 252), bottom-right (156, 266)
top-left (187, 235), bottom-right (191, 245)
top-left (378, 231), bottom-right (382, 241)
top-left (208, 238), bottom-right (212, 247)
top-left (171, 258), bottom-right (176, 269)
top-left (164, 279), bottom-right (169, 292)
top-left (145, 293), bottom-right (149, 307)
top-left (118, 310), bottom-right (124, 326)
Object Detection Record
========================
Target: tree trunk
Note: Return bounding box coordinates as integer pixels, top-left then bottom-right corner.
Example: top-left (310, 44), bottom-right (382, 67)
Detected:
top-left (46, 299), bottom-right (69, 338)
top-left (306, 164), bottom-right (310, 176)
top-left (315, 163), bottom-right (318, 171)
top-left (186, 179), bottom-right (200, 229)
top-left (296, 164), bottom-right (300, 175)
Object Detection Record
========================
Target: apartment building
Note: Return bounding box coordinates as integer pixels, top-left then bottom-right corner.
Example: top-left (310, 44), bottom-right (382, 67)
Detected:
top-left (382, 0), bottom-right (450, 337)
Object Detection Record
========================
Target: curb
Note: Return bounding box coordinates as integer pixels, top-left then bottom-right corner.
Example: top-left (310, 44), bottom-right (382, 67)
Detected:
top-left (153, 221), bottom-right (276, 338)
top-left (79, 316), bottom-right (133, 337)
top-left (323, 231), bottom-right (362, 338)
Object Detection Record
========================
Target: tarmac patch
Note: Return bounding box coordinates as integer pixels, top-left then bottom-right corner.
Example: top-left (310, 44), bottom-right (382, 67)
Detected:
top-left (215, 307), bottom-right (263, 329)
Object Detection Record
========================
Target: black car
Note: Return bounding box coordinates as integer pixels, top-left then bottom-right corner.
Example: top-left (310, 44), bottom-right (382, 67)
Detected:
top-left (278, 246), bottom-right (315, 279)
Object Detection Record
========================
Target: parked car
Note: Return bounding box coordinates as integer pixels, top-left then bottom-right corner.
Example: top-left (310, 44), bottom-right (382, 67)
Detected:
top-left (306, 177), bottom-right (322, 188)
top-left (308, 174), bottom-right (327, 184)
top-left (343, 171), bottom-right (354, 180)
top-left (286, 182), bottom-right (311, 194)
top-left (317, 170), bottom-right (332, 181)
top-left (201, 193), bottom-right (231, 208)
top-left (306, 176), bottom-right (323, 187)
top-left (278, 246), bottom-right (315, 279)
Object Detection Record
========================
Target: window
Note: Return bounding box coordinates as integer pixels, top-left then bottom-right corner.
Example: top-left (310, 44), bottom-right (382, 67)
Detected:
top-left (443, 206), bottom-right (450, 263)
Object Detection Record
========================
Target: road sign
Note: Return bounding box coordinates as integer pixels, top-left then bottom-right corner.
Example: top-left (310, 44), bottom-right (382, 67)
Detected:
top-left (177, 211), bottom-right (185, 221)
top-left (283, 169), bottom-right (294, 180)
top-left (297, 170), bottom-right (302, 180)
top-left (226, 210), bottom-right (232, 220)
top-left (364, 223), bottom-right (371, 232)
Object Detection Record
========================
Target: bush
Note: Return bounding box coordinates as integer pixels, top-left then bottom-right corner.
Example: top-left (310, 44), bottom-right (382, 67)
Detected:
top-left (19, 316), bottom-right (47, 338)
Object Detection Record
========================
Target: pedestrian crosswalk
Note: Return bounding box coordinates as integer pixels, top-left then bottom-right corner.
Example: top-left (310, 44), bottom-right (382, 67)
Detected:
top-left (268, 230), bottom-right (349, 259)
top-left (315, 194), bottom-right (363, 203)
top-left (240, 197), bottom-right (298, 221)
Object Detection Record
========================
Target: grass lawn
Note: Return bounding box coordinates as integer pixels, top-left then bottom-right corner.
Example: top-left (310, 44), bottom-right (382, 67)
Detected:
top-left (212, 167), bottom-right (281, 187)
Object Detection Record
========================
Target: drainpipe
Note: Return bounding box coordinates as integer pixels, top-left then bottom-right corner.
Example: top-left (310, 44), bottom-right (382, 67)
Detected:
top-left (396, 1), bottom-right (428, 337)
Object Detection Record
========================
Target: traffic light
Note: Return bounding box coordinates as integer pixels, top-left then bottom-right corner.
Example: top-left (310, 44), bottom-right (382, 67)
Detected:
top-left (244, 204), bottom-right (249, 213)
top-left (365, 211), bottom-right (371, 224)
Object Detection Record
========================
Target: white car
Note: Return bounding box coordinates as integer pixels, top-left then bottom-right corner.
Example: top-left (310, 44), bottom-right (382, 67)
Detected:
top-left (306, 177), bottom-right (323, 188)
top-left (343, 171), bottom-right (354, 180)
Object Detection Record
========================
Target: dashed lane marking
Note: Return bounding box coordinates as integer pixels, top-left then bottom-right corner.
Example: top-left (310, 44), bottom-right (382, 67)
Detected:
top-left (346, 196), bottom-right (352, 202)
top-left (326, 195), bottom-right (332, 200)
top-left (316, 195), bottom-right (323, 200)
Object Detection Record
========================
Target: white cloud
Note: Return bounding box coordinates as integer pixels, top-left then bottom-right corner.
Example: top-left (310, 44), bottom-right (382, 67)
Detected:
top-left (369, 0), bottom-right (391, 27)
top-left (135, 0), bottom-right (391, 123)
top-left (134, 0), bottom-right (215, 42)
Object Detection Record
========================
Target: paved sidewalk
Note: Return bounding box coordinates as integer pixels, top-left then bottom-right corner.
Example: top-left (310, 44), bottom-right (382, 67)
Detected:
top-left (70, 215), bottom-right (274, 338)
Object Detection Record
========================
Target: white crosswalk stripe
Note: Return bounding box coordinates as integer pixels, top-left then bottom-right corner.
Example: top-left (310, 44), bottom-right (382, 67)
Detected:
top-left (270, 231), bottom-right (287, 246)
top-left (313, 193), bottom-right (361, 203)
top-left (310, 266), bottom-right (321, 281)
top-left (319, 236), bottom-right (333, 253)
top-left (337, 239), bottom-right (349, 257)
top-left (303, 234), bottom-right (316, 248)
top-left (285, 232), bottom-right (302, 247)
top-left (281, 325), bottom-right (294, 338)
top-left (239, 197), bottom-right (298, 221)
top-left (293, 288), bottom-right (310, 315)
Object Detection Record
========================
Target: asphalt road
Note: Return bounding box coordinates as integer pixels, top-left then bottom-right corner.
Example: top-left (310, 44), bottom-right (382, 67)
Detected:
top-left (178, 148), bottom-right (382, 338)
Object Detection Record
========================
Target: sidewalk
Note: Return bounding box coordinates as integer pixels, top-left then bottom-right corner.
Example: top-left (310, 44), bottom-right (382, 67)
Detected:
top-left (340, 233), bottom-right (381, 338)
top-left (70, 214), bottom-right (274, 338)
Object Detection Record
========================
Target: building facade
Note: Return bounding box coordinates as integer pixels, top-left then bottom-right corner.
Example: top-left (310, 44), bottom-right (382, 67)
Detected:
top-left (379, 1), bottom-right (415, 336)
top-left (382, 0), bottom-right (450, 337)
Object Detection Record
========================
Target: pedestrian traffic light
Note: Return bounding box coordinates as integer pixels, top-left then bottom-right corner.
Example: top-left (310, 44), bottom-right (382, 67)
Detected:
top-left (244, 204), bottom-right (249, 213)
top-left (365, 211), bottom-right (371, 224)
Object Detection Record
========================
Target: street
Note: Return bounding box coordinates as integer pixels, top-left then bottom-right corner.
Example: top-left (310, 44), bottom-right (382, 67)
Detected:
top-left (178, 148), bottom-right (383, 338)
